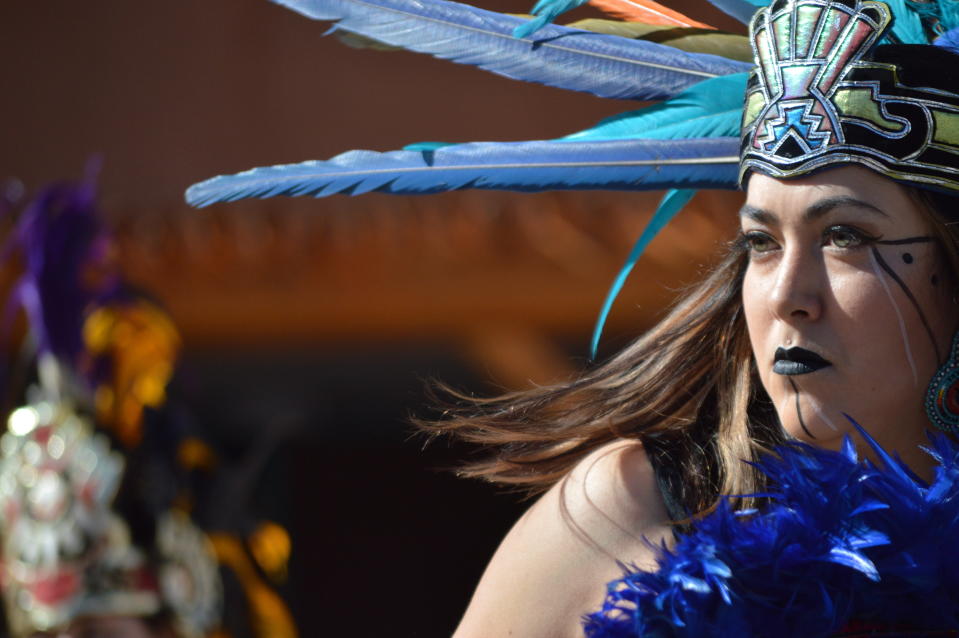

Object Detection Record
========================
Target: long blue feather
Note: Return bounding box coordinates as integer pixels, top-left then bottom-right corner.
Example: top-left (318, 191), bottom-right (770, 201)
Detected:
top-left (562, 73), bottom-right (746, 142)
top-left (186, 138), bottom-right (739, 207)
top-left (589, 188), bottom-right (695, 358)
top-left (269, 0), bottom-right (751, 102)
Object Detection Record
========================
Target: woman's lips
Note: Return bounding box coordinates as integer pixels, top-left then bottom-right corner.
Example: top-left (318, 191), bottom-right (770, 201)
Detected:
top-left (772, 346), bottom-right (832, 375)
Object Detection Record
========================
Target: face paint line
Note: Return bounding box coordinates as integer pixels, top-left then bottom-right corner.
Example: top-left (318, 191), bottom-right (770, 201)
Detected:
top-left (875, 236), bottom-right (935, 246)
top-left (806, 397), bottom-right (839, 431)
top-left (869, 248), bottom-right (919, 387)
top-left (787, 377), bottom-right (815, 439)
top-left (871, 246), bottom-right (942, 364)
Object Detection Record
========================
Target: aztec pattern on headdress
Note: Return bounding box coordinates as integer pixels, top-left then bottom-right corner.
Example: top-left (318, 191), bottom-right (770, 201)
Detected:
top-left (740, 0), bottom-right (959, 191)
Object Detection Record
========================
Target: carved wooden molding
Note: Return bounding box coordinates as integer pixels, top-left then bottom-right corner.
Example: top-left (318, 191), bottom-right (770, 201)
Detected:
top-left (108, 190), bottom-right (741, 346)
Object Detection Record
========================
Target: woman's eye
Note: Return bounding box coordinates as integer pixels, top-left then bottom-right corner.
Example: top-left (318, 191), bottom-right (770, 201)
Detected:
top-left (824, 226), bottom-right (870, 249)
top-left (741, 231), bottom-right (778, 253)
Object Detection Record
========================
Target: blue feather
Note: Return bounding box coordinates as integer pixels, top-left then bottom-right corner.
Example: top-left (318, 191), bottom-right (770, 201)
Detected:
top-left (585, 429), bottom-right (959, 637)
top-left (935, 25), bottom-right (959, 52)
top-left (185, 137), bottom-right (739, 207)
top-left (826, 547), bottom-right (879, 580)
top-left (845, 414), bottom-right (926, 494)
top-left (590, 188), bottom-right (696, 358)
top-left (269, 0), bottom-right (751, 102)
top-left (563, 73), bottom-right (747, 142)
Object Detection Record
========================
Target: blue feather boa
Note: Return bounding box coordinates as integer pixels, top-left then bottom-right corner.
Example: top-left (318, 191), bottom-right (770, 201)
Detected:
top-left (584, 424), bottom-right (959, 637)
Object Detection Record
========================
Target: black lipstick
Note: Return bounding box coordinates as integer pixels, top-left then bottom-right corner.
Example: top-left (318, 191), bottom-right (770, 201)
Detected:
top-left (773, 347), bottom-right (831, 376)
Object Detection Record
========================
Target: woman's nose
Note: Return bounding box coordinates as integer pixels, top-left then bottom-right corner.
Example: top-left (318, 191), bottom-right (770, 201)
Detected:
top-left (768, 245), bottom-right (823, 322)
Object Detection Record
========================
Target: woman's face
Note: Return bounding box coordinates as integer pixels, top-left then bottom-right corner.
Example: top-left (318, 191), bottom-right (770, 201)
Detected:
top-left (742, 166), bottom-right (957, 460)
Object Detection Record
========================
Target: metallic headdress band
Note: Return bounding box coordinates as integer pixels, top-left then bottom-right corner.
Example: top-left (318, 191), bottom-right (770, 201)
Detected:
top-left (740, 0), bottom-right (959, 192)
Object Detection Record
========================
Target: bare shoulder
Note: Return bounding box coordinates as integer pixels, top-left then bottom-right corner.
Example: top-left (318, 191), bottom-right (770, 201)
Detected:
top-left (453, 440), bottom-right (672, 638)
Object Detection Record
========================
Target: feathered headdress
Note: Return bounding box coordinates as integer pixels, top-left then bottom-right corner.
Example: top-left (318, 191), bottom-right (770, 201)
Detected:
top-left (0, 172), bottom-right (298, 638)
top-left (0, 170), bottom-right (221, 638)
top-left (185, 0), bottom-right (959, 351)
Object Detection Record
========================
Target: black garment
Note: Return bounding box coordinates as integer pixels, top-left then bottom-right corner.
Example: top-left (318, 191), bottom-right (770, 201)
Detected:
top-left (642, 440), bottom-right (693, 536)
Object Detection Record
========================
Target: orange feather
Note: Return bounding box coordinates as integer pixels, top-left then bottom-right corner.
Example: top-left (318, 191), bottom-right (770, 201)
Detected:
top-left (586, 0), bottom-right (715, 29)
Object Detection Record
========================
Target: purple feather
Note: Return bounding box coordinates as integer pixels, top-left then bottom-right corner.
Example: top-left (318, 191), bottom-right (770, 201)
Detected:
top-left (5, 172), bottom-right (123, 387)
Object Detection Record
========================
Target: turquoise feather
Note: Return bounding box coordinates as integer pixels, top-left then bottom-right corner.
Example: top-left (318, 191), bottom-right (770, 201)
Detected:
top-left (906, 0), bottom-right (959, 37)
top-left (406, 73), bottom-right (747, 150)
top-left (513, 0), bottom-right (587, 38)
top-left (562, 73), bottom-right (746, 142)
top-left (403, 142), bottom-right (455, 151)
top-left (882, 0), bottom-right (928, 43)
top-left (936, 0), bottom-right (959, 32)
top-left (707, 0), bottom-right (768, 24)
top-left (590, 188), bottom-right (697, 358)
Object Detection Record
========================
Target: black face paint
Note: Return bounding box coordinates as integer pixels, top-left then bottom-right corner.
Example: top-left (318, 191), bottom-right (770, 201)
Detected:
top-left (787, 378), bottom-right (815, 439)
top-left (903, 252), bottom-right (914, 264)
top-left (871, 245), bottom-right (942, 364)
top-left (876, 237), bottom-right (935, 246)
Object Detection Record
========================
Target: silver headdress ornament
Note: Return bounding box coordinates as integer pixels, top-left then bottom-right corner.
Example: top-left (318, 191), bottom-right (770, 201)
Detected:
top-left (0, 398), bottom-right (221, 638)
top-left (740, 0), bottom-right (959, 192)
top-left (0, 176), bottom-right (223, 638)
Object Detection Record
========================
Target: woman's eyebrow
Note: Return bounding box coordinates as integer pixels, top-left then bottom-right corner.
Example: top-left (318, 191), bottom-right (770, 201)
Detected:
top-left (739, 196), bottom-right (888, 224)
top-left (804, 195), bottom-right (889, 220)
top-left (739, 204), bottom-right (774, 223)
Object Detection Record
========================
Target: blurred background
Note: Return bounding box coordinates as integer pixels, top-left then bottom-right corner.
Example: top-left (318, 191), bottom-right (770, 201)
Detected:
top-left (1, 1), bottom-right (743, 635)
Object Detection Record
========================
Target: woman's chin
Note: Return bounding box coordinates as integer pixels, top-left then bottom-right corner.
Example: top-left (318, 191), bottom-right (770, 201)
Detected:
top-left (776, 392), bottom-right (848, 447)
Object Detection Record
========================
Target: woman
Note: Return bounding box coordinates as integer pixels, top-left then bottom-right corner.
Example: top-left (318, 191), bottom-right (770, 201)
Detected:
top-left (188, 0), bottom-right (959, 633)
top-left (451, 164), bottom-right (959, 637)
top-left (453, 0), bottom-right (959, 631)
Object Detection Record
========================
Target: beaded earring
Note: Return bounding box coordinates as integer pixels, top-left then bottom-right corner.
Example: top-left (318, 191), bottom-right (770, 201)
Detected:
top-left (925, 332), bottom-right (959, 433)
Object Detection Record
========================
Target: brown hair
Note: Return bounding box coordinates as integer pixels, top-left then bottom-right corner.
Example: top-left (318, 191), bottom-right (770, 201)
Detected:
top-left (914, 189), bottom-right (959, 284)
top-left (420, 184), bottom-right (959, 517)
top-left (419, 240), bottom-right (783, 516)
